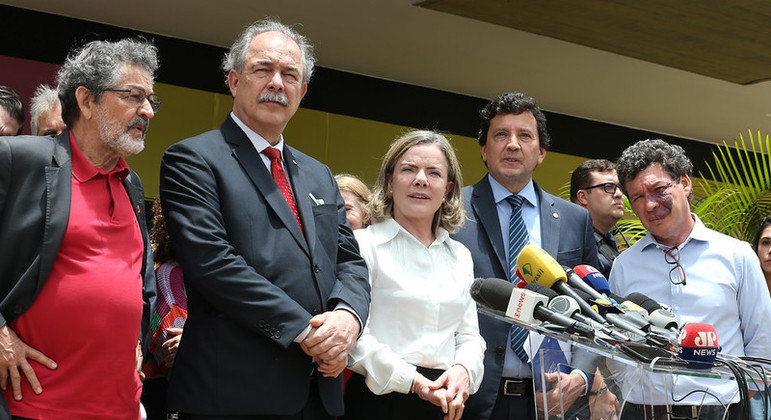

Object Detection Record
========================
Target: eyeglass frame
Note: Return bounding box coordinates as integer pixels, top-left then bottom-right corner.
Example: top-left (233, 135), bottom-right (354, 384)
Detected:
top-left (658, 245), bottom-right (687, 286)
top-left (581, 182), bottom-right (621, 194)
top-left (104, 88), bottom-right (161, 112)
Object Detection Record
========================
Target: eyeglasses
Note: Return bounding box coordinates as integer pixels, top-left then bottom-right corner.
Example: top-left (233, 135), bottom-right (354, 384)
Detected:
top-left (659, 245), bottom-right (686, 286)
top-left (105, 88), bottom-right (161, 112)
top-left (582, 182), bottom-right (621, 194)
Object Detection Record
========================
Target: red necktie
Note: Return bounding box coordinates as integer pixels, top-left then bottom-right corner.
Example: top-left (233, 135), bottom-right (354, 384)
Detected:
top-left (262, 147), bottom-right (303, 232)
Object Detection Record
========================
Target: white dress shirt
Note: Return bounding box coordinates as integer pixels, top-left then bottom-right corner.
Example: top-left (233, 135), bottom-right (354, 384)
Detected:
top-left (610, 214), bottom-right (771, 405)
top-left (348, 218), bottom-right (486, 395)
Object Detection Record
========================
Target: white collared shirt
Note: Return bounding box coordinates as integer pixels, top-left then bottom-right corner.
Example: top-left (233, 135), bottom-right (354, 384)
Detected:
top-left (348, 218), bottom-right (486, 395)
top-left (230, 112), bottom-right (292, 192)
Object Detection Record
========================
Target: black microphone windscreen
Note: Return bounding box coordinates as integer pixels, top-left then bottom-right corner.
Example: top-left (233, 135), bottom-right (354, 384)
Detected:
top-left (626, 292), bottom-right (660, 314)
top-left (471, 278), bottom-right (514, 312)
top-left (573, 288), bottom-right (592, 302)
top-left (524, 283), bottom-right (558, 300)
top-left (609, 293), bottom-right (625, 303)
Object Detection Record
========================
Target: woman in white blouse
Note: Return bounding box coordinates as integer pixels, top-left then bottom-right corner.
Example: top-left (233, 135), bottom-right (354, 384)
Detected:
top-left (344, 130), bottom-right (486, 420)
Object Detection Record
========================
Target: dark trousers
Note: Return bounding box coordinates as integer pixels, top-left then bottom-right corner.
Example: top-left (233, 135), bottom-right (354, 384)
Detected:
top-left (178, 377), bottom-right (332, 420)
top-left (142, 377), bottom-right (170, 420)
top-left (342, 368), bottom-right (445, 420)
top-left (488, 382), bottom-right (536, 420)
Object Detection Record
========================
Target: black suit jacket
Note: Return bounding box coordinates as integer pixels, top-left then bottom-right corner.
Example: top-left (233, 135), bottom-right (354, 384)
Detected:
top-left (451, 176), bottom-right (599, 420)
top-left (160, 115), bottom-right (370, 416)
top-left (0, 131), bottom-right (156, 415)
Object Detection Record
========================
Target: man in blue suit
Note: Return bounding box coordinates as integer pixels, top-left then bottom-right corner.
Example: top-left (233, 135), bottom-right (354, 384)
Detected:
top-left (160, 18), bottom-right (370, 419)
top-left (452, 92), bottom-right (600, 420)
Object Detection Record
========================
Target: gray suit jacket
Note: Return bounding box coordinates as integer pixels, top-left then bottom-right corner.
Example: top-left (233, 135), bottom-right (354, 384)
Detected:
top-left (451, 175), bottom-right (599, 420)
top-left (0, 131), bottom-right (156, 416)
top-left (160, 115), bottom-right (370, 416)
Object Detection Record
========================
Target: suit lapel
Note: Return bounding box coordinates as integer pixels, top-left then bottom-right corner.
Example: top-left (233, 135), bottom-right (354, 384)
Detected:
top-left (223, 117), bottom-right (309, 255)
top-left (283, 146), bottom-right (317, 256)
top-left (38, 132), bottom-right (73, 290)
top-left (471, 177), bottom-right (507, 274)
top-left (536, 182), bottom-right (560, 257)
top-left (122, 171), bottom-right (149, 279)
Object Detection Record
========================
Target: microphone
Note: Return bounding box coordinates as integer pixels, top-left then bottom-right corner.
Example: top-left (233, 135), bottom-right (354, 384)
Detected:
top-left (568, 289), bottom-right (650, 341)
top-left (470, 278), bottom-right (594, 337)
top-left (529, 283), bottom-right (632, 342)
top-left (573, 265), bottom-right (612, 295)
top-left (563, 265), bottom-right (606, 301)
top-left (608, 293), bottom-right (650, 329)
top-left (516, 244), bottom-right (607, 324)
top-left (625, 292), bottom-right (679, 334)
top-left (678, 323), bottom-right (719, 369)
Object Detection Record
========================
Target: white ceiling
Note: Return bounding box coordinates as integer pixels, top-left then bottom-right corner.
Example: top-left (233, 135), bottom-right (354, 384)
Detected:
top-left (4, 0), bottom-right (770, 145)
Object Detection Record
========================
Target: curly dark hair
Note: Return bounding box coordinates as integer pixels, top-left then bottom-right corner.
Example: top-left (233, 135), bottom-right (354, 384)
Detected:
top-left (616, 139), bottom-right (693, 196)
top-left (150, 198), bottom-right (175, 264)
top-left (477, 92), bottom-right (551, 149)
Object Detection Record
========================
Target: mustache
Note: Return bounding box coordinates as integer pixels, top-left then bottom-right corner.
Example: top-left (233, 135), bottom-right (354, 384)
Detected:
top-left (127, 118), bottom-right (149, 131)
top-left (258, 91), bottom-right (289, 106)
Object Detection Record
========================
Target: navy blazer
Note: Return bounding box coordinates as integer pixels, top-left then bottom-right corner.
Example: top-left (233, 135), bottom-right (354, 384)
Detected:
top-left (0, 131), bottom-right (156, 416)
top-left (451, 175), bottom-right (599, 420)
top-left (160, 115), bottom-right (370, 416)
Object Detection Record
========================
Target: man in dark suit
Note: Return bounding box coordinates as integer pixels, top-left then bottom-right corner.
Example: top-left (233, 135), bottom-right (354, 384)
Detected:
top-left (0, 39), bottom-right (157, 418)
top-left (452, 92), bottom-right (601, 420)
top-left (160, 18), bottom-right (370, 419)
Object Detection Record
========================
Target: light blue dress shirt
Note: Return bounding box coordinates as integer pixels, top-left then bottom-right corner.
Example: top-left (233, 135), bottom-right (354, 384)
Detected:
top-left (610, 214), bottom-right (771, 405)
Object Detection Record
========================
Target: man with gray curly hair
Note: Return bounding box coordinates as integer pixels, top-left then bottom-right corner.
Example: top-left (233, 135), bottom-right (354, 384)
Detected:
top-left (160, 17), bottom-right (370, 419)
top-left (0, 38), bottom-right (158, 418)
top-left (611, 139), bottom-right (771, 419)
top-left (29, 84), bottom-right (66, 136)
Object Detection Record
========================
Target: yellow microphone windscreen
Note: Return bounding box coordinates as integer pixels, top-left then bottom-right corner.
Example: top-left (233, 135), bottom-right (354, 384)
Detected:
top-left (516, 244), bottom-right (566, 288)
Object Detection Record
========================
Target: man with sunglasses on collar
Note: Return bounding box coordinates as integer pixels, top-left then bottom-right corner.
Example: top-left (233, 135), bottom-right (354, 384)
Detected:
top-left (570, 159), bottom-right (626, 277)
top-left (611, 139), bottom-right (771, 420)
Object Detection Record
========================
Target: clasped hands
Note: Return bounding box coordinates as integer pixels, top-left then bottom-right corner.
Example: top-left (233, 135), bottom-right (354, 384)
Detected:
top-left (412, 365), bottom-right (470, 420)
top-left (535, 371), bottom-right (620, 420)
top-left (300, 310), bottom-right (359, 378)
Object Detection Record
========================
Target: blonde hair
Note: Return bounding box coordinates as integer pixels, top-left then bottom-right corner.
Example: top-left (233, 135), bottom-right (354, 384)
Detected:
top-left (368, 130), bottom-right (465, 233)
top-left (335, 174), bottom-right (372, 226)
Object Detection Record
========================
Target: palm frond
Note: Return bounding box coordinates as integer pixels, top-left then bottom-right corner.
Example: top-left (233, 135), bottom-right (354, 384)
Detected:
top-left (695, 130), bottom-right (771, 242)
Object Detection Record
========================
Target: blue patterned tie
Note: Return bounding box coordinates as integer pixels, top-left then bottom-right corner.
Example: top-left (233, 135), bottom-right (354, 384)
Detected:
top-left (506, 195), bottom-right (530, 363)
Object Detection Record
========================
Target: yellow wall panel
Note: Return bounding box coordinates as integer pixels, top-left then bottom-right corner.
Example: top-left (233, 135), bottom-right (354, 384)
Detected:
top-left (127, 82), bottom-right (233, 197)
top-left (131, 83), bottom-right (591, 201)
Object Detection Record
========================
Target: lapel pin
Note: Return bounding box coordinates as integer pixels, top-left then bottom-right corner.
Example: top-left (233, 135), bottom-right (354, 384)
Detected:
top-left (292, 159), bottom-right (297, 165)
top-left (552, 212), bottom-right (559, 219)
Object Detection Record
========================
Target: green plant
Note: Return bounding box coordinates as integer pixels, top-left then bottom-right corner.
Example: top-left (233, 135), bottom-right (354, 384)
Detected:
top-left (695, 130), bottom-right (771, 242)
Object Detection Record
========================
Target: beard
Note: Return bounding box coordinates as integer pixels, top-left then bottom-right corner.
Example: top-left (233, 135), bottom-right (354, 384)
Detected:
top-left (96, 108), bottom-right (147, 157)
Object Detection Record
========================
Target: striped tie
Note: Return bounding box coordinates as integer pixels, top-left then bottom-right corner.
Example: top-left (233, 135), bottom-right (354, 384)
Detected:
top-left (506, 194), bottom-right (530, 363)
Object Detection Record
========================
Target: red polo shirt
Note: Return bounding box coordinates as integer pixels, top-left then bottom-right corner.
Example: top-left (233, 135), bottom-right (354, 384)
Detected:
top-left (7, 133), bottom-right (144, 419)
